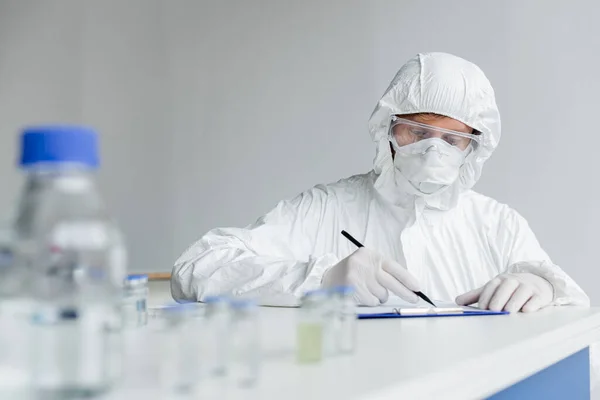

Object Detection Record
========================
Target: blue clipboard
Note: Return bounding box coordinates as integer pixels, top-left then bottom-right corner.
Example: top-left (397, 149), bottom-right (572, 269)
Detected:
top-left (358, 309), bottom-right (509, 320)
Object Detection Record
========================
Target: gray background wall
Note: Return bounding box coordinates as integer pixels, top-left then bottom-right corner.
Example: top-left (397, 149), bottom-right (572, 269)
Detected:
top-left (1, 0), bottom-right (598, 304)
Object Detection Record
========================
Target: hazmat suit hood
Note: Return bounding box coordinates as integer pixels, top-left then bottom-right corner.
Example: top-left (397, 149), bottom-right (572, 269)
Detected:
top-left (368, 52), bottom-right (501, 210)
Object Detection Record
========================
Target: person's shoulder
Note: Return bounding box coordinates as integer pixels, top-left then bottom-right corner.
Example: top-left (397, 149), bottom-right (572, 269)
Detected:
top-left (461, 190), bottom-right (523, 223)
top-left (307, 172), bottom-right (376, 205)
top-left (280, 172), bottom-right (374, 212)
top-left (458, 190), bottom-right (516, 218)
top-left (316, 171), bottom-right (376, 194)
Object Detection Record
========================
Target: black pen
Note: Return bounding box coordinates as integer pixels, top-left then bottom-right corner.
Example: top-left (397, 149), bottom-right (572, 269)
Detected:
top-left (340, 230), bottom-right (437, 307)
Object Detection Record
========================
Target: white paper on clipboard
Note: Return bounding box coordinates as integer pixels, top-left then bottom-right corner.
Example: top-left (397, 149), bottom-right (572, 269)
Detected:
top-left (356, 295), bottom-right (477, 315)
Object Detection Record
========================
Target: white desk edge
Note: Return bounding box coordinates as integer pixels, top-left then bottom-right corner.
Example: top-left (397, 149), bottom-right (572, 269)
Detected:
top-left (367, 310), bottom-right (600, 400)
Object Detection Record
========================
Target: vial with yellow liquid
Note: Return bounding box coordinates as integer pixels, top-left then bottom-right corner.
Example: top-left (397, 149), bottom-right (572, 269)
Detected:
top-left (296, 290), bottom-right (327, 364)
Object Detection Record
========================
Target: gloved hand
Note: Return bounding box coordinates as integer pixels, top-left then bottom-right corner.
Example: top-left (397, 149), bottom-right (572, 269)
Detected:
top-left (322, 247), bottom-right (421, 306)
top-left (455, 272), bottom-right (554, 313)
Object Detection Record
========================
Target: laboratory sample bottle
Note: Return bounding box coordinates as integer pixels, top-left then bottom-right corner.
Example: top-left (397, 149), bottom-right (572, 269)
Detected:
top-left (122, 274), bottom-right (149, 328)
top-left (118, 312), bottom-right (163, 398)
top-left (204, 295), bottom-right (231, 376)
top-left (322, 288), bottom-right (339, 358)
top-left (296, 290), bottom-right (327, 364)
top-left (335, 285), bottom-right (357, 354)
top-left (12, 126), bottom-right (127, 397)
top-left (159, 303), bottom-right (202, 396)
top-left (228, 299), bottom-right (260, 388)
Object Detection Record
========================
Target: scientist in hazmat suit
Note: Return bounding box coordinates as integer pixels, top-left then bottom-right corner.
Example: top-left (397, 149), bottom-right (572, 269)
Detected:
top-left (171, 53), bottom-right (590, 314)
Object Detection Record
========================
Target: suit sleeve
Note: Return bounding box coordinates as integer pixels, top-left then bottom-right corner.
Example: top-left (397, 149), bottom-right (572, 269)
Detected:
top-left (170, 186), bottom-right (339, 306)
top-left (493, 206), bottom-right (589, 306)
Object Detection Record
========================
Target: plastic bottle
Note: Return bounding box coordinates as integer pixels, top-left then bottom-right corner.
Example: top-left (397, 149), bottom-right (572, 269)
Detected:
top-left (11, 126), bottom-right (126, 397)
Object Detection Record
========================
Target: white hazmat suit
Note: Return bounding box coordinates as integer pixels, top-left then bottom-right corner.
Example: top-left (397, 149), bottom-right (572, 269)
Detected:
top-left (172, 52), bottom-right (589, 311)
top-left (173, 52), bottom-right (598, 388)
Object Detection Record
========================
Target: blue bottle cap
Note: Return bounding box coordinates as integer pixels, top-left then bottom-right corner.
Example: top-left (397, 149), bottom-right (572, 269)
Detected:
top-left (19, 125), bottom-right (99, 169)
top-left (203, 295), bottom-right (228, 304)
top-left (126, 274), bottom-right (148, 282)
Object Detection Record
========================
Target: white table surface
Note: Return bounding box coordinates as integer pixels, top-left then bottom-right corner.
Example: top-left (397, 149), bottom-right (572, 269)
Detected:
top-left (229, 306), bottom-right (600, 400)
top-left (144, 282), bottom-right (600, 400)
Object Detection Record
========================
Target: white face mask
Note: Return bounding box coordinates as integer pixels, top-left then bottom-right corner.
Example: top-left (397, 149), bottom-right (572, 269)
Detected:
top-left (393, 138), bottom-right (470, 195)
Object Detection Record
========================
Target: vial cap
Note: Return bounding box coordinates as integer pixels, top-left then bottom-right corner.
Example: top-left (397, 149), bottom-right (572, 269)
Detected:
top-left (229, 298), bottom-right (257, 309)
top-left (126, 274), bottom-right (149, 282)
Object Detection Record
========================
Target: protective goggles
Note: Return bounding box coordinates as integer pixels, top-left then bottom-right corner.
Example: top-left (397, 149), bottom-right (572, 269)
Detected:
top-left (389, 116), bottom-right (480, 151)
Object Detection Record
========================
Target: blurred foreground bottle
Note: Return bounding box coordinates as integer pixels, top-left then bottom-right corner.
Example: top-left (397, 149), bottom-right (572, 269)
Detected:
top-left (10, 126), bottom-right (126, 398)
top-left (0, 218), bottom-right (32, 399)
